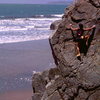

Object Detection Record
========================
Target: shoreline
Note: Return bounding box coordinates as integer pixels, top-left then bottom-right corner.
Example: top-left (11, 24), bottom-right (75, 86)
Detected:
top-left (0, 39), bottom-right (55, 77)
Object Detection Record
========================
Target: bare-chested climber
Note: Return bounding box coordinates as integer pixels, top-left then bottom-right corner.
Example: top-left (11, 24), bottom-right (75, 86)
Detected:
top-left (70, 23), bottom-right (96, 60)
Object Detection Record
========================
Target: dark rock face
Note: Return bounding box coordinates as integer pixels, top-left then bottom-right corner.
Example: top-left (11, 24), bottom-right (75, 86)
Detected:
top-left (89, 0), bottom-right (100, 8)
top-left (32, 0), bottom-right (100, 100)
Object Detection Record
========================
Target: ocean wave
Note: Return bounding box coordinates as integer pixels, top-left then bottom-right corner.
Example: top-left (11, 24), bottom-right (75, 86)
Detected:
top-left (0, 33), bottom-right (50, 44)
top-left (51, 14), bottom-right (63, 18)
top-left (0, 14), bottom-right (63, 20)
top-left (0, 27), bottom-right (28, 32)
top-left (0, 15), bottom-right (61, 43)
top-left (31, 14), bottom-right (63, 19)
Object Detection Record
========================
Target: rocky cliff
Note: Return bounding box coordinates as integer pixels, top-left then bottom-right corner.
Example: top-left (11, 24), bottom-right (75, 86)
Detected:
top-left (32, 0), bottom-right (100, 100)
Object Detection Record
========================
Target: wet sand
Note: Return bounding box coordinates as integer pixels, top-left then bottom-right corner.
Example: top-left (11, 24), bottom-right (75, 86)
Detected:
top-left (0, 89), bottom-right (32, 100)
top-left (0, 39), bottom-right (55, 100)
top-left (0, 39), bottom-right (54, 77)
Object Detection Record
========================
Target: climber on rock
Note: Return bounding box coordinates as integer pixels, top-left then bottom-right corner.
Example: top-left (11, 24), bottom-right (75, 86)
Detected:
top-left (69, 23), bottom-right (96, 60)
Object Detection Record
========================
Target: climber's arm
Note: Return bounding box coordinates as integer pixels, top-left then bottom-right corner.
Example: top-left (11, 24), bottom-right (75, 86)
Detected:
top-left (84, 25), bottom-right (96, 31)
top-left (69, 24), bottom-right (78, 31)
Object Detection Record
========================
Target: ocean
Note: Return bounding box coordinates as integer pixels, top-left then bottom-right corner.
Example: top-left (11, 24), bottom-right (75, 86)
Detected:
top-left (0, 4), bottom-right (70, 100)
top-left (0, 4), bottom-right (67, 43)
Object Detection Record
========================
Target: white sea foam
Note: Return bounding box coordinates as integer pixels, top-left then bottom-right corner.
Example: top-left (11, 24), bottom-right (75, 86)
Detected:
top-left (32, 71), bottom-right (40, 75)
top-left (0, 34), bottom-right (50, 44)
top-left (52, 14), bottom-right (63, 18)
top-left (0, 15), bottom-right (62, 43)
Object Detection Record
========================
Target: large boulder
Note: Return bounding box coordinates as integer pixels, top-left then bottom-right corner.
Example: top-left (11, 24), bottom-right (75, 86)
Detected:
top-left (50, 20), bottom-right (61, 30)
top-left (32, 0), bottom-right (100, 100)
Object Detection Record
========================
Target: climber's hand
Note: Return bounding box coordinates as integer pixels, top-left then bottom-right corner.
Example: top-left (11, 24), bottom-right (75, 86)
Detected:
top-left (92, 25), bottom-right (96, 28)
top-left (81, 36), bottom-right (84, 39)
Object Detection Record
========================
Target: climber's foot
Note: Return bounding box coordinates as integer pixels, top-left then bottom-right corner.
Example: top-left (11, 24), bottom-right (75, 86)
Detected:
top-left (76, 54), bottom-right (81, 61)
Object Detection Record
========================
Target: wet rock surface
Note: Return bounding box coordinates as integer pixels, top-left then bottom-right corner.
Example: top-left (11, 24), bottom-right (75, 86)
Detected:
top-left (32, 0), bottom-right (100, 100)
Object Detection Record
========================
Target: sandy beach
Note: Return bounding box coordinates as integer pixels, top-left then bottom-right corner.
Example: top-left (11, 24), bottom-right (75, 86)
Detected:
top-left (0, 39), bottom-right (55, 100)
top-left (0, 89), bottom-right (32, 100)
top-left (0, 39), bottom-right (54, 77)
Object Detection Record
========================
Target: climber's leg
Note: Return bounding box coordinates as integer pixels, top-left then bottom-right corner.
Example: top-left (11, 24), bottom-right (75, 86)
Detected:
top-left (85, 35), bottom-right (90, 46)
top-left (75, 42), bottom-right (81, 57)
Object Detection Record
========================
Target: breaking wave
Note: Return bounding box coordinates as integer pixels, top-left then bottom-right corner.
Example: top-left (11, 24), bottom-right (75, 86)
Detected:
top-left (0, 14), bottom-right (62, 43)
